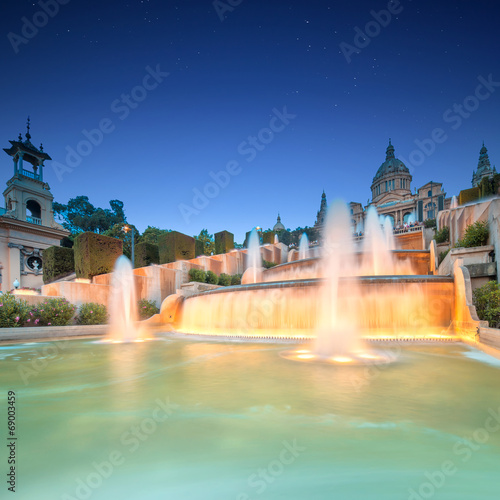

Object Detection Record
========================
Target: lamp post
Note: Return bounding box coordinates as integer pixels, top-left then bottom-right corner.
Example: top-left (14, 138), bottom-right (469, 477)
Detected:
top-left (123, 225), bottom-right (135, 267)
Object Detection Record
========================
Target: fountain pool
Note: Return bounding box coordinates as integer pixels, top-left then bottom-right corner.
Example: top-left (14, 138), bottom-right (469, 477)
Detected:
top-left (2, 337), bottom-right (500, 499)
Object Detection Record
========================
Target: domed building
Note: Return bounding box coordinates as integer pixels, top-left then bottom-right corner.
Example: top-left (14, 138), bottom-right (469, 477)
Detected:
top-left (350, 140), bottom-right (450, 228)
top-left (273, 214), bottom-right (285, 232)
top-left (371, 140), bottom-right (412, 204)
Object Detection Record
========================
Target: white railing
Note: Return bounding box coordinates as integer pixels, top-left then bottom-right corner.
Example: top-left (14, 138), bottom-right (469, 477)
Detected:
top-left (26, 216), bottom-right (42, 225)
top-left (21, 169), bottom-right (41, 181)
top-left (353, 225), bottom-right (423, 242)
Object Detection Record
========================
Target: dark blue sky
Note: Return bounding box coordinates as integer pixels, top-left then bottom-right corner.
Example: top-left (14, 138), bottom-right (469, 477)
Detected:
top-left (1, 0), bottom-right (499, 242)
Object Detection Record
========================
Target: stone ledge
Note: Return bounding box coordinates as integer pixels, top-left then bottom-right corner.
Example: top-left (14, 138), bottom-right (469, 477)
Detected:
top-left (0, 324), bottom-right (107, 343)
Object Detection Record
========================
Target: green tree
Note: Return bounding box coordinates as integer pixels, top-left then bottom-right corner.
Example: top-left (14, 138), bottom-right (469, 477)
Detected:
top-left (141, 226), bottom-right (170, 245)
top-left (195, 229), bottom-right (215, 255)
top-left (53, 196), bottom-right (126, 235)
top-left (103, 223), bottom-right (140, 259)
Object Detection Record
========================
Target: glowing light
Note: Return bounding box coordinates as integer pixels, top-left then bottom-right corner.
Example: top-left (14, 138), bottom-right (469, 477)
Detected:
top-left (13, 290), bottom-right (39, 296)
top-left (297, 354), bottom-right (315, 359)
top-left (74, 278), bottom-right (91, 284)
top-left (296, 350), bottom-right (310, 354)
top-left (331, 356), bottom-right (353, 363)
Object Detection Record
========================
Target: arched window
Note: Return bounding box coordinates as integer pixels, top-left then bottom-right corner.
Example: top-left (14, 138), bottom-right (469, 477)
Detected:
top-left (26, 200), bottom-right (41, 224)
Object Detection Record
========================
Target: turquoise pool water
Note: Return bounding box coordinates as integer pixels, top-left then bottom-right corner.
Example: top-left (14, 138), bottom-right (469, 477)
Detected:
top-left (1, 337), bottom-right (500, 499)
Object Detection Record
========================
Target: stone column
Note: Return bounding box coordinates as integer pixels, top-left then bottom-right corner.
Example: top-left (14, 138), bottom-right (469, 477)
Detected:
top-left (39, 160), bottom-right (44, 181)
top-left (18, 152), bottom-right (24, 173)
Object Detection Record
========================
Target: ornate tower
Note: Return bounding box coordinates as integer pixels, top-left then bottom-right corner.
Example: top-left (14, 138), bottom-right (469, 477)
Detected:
top-left (314, 191), bottom-right (328, 231)
top-left (0, 118), bottom-right (68, 290)
top-left (472, 142), bottom-right (496, 187)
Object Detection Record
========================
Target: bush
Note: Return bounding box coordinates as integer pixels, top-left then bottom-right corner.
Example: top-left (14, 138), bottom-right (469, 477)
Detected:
top-left (43, 246), bottom-right (75, 284)
top-left (231, 274), bottom-right (242, 285)
top-left (0, 293), bottom-right (30, 328)
top-left (134, 242), bottom-right (159, 268)
top-left (473, 281), bottom-right (500, 328)
top-left (263, 260), bottom-right (277, 269)
top-left (438, 249), bottom-right (450, 265)
top-left (77, 303), bottom-right (108, 325)
top-left (138, 299), bottom-right (159, 320)
top-left (30, 298), bottom-right (76, 326)
top-left (424, 219), bottom-right (436, 228)
top-left (188, 268), bottom-right (206, 283)
top-left (74, 232), bottom-right (122, 279)
top-left (434, 226), bottom-right (449, 244)
top-left (205, 270), bottom-right (218, 285)
top-left (218, 273), bottom-right (232, 286)
top-left (455, 221), bottom-right (489, 248)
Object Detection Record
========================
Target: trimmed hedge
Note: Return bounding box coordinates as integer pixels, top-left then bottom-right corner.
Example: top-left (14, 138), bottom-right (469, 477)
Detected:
top-left (43, 246), bottom-right (75, 284)
top-left (158, 231), bottom-right (195, 264)
top-left (134, 242), bottom-right (159, 268)
top-left (195, 239), bottom-right (204, 257)
top-left (262, 231), bottom-right (275, 244)
top-left (74, 232), bottom-right (123, 279)
top-left (215, 230), bottom-right (234, 254)
top-left (459, 187), bottom-right (480, 205)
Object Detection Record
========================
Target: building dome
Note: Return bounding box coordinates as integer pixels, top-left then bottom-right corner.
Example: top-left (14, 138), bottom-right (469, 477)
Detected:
top-left (372, 140), bottom-right (410, 182)
top-left (273, 214), bottom-right (285, 232)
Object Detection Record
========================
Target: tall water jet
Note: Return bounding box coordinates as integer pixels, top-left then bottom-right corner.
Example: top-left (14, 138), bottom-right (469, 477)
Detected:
top-left (274, 234), bottom-right (279, 244)
top-left (242, 228), bottom-right (263, 284)
top-left (362, 206), bottom-right (394, 275)
top-left (450, 196), bottom-right (458, 209)
top-left (298, 233), bottom-right (309, 260)
top-left (313, 200), bottom-right (365, 359)
top-left (107, 255), bottom-right (140, 342)
top-left (383, 217), bottom-right (395, 250)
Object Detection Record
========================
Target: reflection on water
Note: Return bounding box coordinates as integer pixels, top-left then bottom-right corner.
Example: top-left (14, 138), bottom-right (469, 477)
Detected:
top-left (1, 339), bottom-right (499, 500)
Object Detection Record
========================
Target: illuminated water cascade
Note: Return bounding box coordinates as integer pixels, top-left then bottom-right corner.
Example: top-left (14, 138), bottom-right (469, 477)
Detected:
top-left (177, 201), bottom-right (456, 354)
top-left (450, 195), bottom-right (458, 209)
top-left (298, 233), bottom-right (310, 260)
top-left (107, 256), bottom-right (141, 343)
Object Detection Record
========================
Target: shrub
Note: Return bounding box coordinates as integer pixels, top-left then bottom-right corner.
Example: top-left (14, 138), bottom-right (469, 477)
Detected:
top-left (455, 221), bottom-right (489, 248)
top-left (459, 187), bottom-right (481, 205)
top-left (138, 299), bottom-right (159, 320)
top-left (43, 246), bottom-right (75, 284)
top-left (218, 273), bottom-right (232, 286)
top-left (438, 249), bottom-right (450, 265)
top-left (188, 268), bottom-right (206, 283)
top-left (434, 226), bottom-right (449, 244)
top-left (0, 293), bottom-right (30, 328)
top-left (205, 270), bottom-right (218, 285)
top-left (30, 298), bottom-right (76, 326)
top-left (77, 303), bottom-right (108, 325)
top-left (231, 274), bottom-right (242, 285)
top-left (74, 232), bottom-right (122, 279)
top-left (424, 218), bottom-right (436, 228)
top-left (214, 231), bottom-right (234, 254)
top-left (158, 231), bottom-right (195, 264)
top-left (134, 242), bottom-right (159, 268)
top-left (263, 260), bottom-right (278, 269)
top-left (473, 281), bottom-right (500, 328)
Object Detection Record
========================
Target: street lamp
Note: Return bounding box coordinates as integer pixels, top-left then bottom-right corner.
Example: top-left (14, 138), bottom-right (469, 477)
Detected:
top-left (123, 225), bottom-right (135, 267)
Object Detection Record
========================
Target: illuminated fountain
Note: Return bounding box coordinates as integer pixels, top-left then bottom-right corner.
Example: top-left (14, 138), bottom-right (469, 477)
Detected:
top-left (107, 255), bottom-right (142, 343)
top-left (177, 199), bottom-right (454, 344)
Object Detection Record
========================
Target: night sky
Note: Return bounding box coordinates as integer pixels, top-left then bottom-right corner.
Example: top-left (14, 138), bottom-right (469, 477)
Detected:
top-left (1, 0), bottom-right (499, 243)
